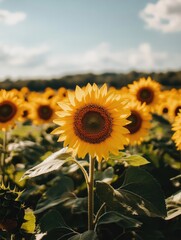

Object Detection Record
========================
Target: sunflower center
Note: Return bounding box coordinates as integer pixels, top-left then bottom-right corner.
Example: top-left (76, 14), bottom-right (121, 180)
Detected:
top-left (162, 107), bottom-right (168, 114)
top-left (137, 87), bottom-right (154, 104)
top-left (74, 104), bottom-right (113, 144)
top-left (175, 106), bottom-right (181, 116)
top-left (126, 110), bottom-right (142, 134)
top-left (38, 105), bottom-right (53, 120)
top-left (0, 101), bottom-right (17, 123)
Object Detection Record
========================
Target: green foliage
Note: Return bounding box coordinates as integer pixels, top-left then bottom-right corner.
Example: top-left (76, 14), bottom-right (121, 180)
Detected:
top-left (38, 210), bottom-right (68, 233)
top-left (95, 167), bottom-right (114, 183)
top-left (108, 152), bottom-right (149, 167)
top-left (68, 231), bottom-right (98, 240)
top-left (1, 112), bottom-right (180, 239)
top-left (35, 176), bottom-right (74, 214)
top-left (96, 211), bottom-right (142, 228)
top-left (96, 167), bottom-right (167, 218)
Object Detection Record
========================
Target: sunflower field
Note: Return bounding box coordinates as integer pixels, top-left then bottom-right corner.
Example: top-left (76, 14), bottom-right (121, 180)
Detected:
top-left (0, 77), bottom-right (180, 240)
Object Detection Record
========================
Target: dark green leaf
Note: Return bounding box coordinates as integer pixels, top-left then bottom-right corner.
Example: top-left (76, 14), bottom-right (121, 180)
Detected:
top-left (139, 230), bottom-right (164, 240)
top-left (68, 231), bottom-right (98, 240)
top-left (96, 167), bottom-right (167, 218)
top-left (35, 176), bottom-right (74, 213)
top-left (120, 167), bottom-right (167, 217)
top-left (95, 167), bottom-right (114, 183)
top-left (62, 195), bottom-right (88, 214)
top-left (39, 210), bottom-right (67, 232)
top-left (41, 227), bottom-right (76, 240)
top-left (96, 211), bottom-right (141, 229)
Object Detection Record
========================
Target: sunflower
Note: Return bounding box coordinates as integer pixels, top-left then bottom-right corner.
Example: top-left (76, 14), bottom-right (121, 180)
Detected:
top-left (52, 83), bottom-right (130, 162)
top-left (125, 101), bottom-right (152, 145)
top-left (168, 99), bottom-right (181, 122)
top-left (0, 90), bottom-right (24, 130)
top-left (58, 87), bottom-right (68, 100)
top-left (19, 101), bottom-right (31, 123)
top-left (43, 87), bottom-right (56, 99)
top-left (155, 89), bottom-right (180, 121)
top-left (156, 101), bottom-right (170, 121)
top-left (20, 87), bottom-right (30, 96)
top-left (19, 87), bottom-right (30, 101)
top-left (172, 110), bottom-right (181, 150)
top-left (28, 95), bottom-right (57, 125)
top-left (128, 77), bottom-right (161, 112)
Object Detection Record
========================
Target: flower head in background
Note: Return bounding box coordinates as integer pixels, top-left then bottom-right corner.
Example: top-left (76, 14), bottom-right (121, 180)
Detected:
top-left (28, 94), bottom-right (58, 125)
top-left (128, 77), bottom-right (161, 112)
top-left (0, 90), bottom-right (24, 130)
top-left (172, 110), bottom-right (181, 150)
top-left (125, 101), bottom-right (152, 145)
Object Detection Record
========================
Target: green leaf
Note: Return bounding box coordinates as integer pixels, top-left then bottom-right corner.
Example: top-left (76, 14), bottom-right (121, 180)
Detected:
top-left (95, 167), bottom-right (114, 183)
top-left (107, 152), bottom-right (149, 167)
top-left (164, 153), bottom-right (181, 170)
top-left (166, 190), bottom-right (181, 220)
top-left (68, 231), bottom-right (98, 240)
top-left (120, 167), bottom-right (167, 217)
top-left (21, 208), bottom-right (36, 233)
top-left (35, 176), bottom-right (74, 214)
top-left (133, 230), bottom-right (164, 240)
top-left (96, 167), bottom-right (167, 218)
top-left (39, 210), bottom-right (68, 233)
top-left (7, 140), bottom-right (44, 163)
top-left (96, 211), bottom-right (141, 229)
top-left (121, 155), bottom-right (149, 166)
top-left (21, 148), bottom-right (73, 179)
top-left (61, 195), bottom-right (88, 214)
top-left (108, 152), bottom-right (126, 161)
top-left (41, 227), bottom-right (76, 240)
top-left (62, 160), bottom-right (89, 174)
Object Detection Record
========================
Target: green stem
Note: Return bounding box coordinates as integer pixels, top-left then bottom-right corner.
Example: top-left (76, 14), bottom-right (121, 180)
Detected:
top-left (1, 130), bottom-right (7, 184)
top-left (94, 202), bottom-right (106, 229)
top-left (88, 155), bottom-right (95, 230)
top-left (98, 161), bottom-right (102, 172)
top-left (72, 158), bottom-right (89, 186)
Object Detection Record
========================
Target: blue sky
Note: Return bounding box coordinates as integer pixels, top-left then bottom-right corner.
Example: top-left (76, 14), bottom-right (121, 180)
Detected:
top-left (0, 0), bottom-right (181, 79)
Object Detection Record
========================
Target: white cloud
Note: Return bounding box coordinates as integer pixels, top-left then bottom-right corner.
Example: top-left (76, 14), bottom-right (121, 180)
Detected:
top-left (0, 9), bottom-right (26, 25)
top-left (0, 43), bottom-right (50, 78)
top-left (0, 43), bottom-right (49, 66)
top-left (140, 0), bottom-right (181, 33)
top-left (44, 42), bottom-right (178, 74)
top-left (0, 42), bottom-right (180, 79)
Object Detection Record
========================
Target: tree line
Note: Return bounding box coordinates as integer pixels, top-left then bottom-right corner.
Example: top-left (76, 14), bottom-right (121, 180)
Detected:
top-left (0, 70), bottom-right (181, 91)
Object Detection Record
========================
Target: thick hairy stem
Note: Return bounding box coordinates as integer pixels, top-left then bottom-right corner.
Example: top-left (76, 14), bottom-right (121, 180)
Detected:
top-left (88, 155), bottom-right (95, 230)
